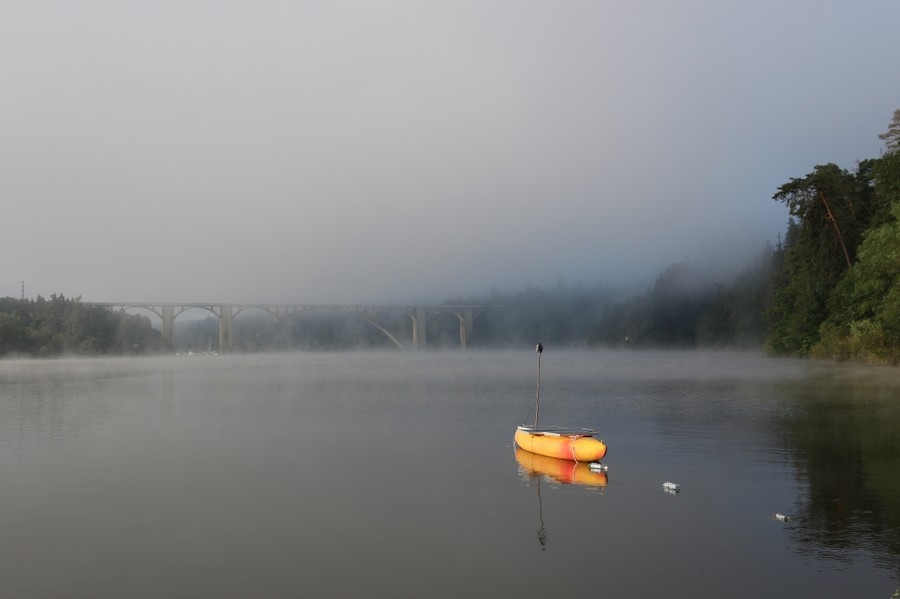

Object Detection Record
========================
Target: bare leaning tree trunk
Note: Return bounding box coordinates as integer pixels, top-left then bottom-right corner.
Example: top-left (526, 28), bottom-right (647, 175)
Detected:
top-left (817, 188), bottom-right (853, 270)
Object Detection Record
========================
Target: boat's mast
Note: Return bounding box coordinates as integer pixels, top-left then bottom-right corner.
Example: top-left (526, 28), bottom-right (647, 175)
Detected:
top-left (534, 342), bottom-right (543, 427)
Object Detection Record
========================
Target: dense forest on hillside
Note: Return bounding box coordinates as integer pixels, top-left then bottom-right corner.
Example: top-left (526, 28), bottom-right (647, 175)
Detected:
top-left (460, 250), bottom-right (774, 349)
top-left (2, 110), bottom-right (898, 363)
top-left (766, 109), bottom-right (900, 364)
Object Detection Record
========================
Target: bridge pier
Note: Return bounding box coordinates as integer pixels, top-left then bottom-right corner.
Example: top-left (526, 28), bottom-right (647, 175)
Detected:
top-left (457, 308), bottom-right (474, 350)
top-left (412, 308), bottom-right (427, 349)
top-left (219, 305), bottom-right (234, 353)
top-left (161, 305), bottom-right (175, 348)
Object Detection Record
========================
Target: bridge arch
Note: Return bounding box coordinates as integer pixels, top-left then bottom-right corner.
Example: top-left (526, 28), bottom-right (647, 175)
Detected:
top-left (241, 306), bottom-right (407, 351)
top-left (335, 306), bottom-right (408, 350)
top-left (86, 302), bottom-right (488, 352)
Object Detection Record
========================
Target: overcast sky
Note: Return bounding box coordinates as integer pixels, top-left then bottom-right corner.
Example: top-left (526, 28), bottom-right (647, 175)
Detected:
top-left (3, 1), bottom-right (899, 304)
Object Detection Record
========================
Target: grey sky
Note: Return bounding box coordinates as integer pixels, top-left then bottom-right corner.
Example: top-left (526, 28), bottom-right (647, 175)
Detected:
top-left (3, 1), bottom-right (899, 303)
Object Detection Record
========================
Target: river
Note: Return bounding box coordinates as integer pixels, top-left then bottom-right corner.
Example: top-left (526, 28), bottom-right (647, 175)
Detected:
top-left (0, 350), bottom-right (897, 598)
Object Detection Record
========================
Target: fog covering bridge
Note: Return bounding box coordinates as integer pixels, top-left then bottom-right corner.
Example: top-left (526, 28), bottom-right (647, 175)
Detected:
top-left (89, 302), bottom-right (486, 352)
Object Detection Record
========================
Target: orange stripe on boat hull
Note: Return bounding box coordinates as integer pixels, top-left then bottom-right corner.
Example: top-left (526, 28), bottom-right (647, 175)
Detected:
top-left (514, 428), bottom-right (607, 462)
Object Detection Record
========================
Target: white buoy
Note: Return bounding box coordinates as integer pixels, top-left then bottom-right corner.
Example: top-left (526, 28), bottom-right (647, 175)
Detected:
top-left (662, 481), bottom-right (680, 493)
top-left (775, 513), bottom-right (791, 522)
top-left (589, 463), bottom-right (608, 472)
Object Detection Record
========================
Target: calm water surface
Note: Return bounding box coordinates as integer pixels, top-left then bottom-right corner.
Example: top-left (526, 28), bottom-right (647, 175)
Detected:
top-left (0, 350), bottom-right (898, 598)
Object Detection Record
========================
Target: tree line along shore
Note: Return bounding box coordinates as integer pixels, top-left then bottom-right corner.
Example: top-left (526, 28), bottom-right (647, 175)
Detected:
top-left (3, 111), bottom-right (898, 364)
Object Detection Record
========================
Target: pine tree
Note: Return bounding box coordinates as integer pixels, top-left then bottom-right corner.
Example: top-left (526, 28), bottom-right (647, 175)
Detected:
top-left (878, 108), bottom-right (900, 154)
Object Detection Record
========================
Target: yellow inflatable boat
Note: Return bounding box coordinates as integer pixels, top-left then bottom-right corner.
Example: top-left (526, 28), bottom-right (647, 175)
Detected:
top-left (515, 343), bottom-right (608, 463)
top-left (514, 425), bottom-right (607, 462)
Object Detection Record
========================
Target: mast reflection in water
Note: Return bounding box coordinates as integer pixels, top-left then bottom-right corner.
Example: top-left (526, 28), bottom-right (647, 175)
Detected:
top-left (515, 447), bottom-right (608, 552)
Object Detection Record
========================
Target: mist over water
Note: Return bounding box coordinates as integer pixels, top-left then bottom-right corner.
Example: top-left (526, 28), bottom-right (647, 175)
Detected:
top-left (4, 2), bottom-right (900, 303)
top-left (0, 350), bottom-right (897, 598)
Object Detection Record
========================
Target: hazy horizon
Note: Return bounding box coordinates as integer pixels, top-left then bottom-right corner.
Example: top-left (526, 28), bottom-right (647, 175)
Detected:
top-left (3, 1), bottom-right (899, 304)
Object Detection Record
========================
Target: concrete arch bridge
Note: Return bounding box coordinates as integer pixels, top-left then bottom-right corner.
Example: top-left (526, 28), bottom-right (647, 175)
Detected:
top-left (89, 302), bottom-right (486, 352)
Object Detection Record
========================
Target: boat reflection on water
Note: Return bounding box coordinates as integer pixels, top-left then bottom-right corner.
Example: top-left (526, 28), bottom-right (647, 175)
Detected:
top-left (515, 447), bottom-right (608, 489)
top-left (515, 447), bottom-right (607, 552)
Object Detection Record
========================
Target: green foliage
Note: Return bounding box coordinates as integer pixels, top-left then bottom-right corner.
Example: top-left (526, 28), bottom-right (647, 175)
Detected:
top-left (812, 200), bottom-right (900, 364)
top-left (470, 282), bottom-right (619, 347)
top-left (613, 261), bottom-right (716, 347)
top-left (484, 286), bottom-right (579, 345)
top-left (697, 250), bottom-right (773, 348)
top-left (0, 295), bottom-right (170, 357)
top-left (467, 260), bottom-right (773, 349)
top-left (766, 222), bottom-right (830, 355)
top-left (766, 119), bottom-right (900, 361)
top-left (0, 312), bottom-right (27, 354)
